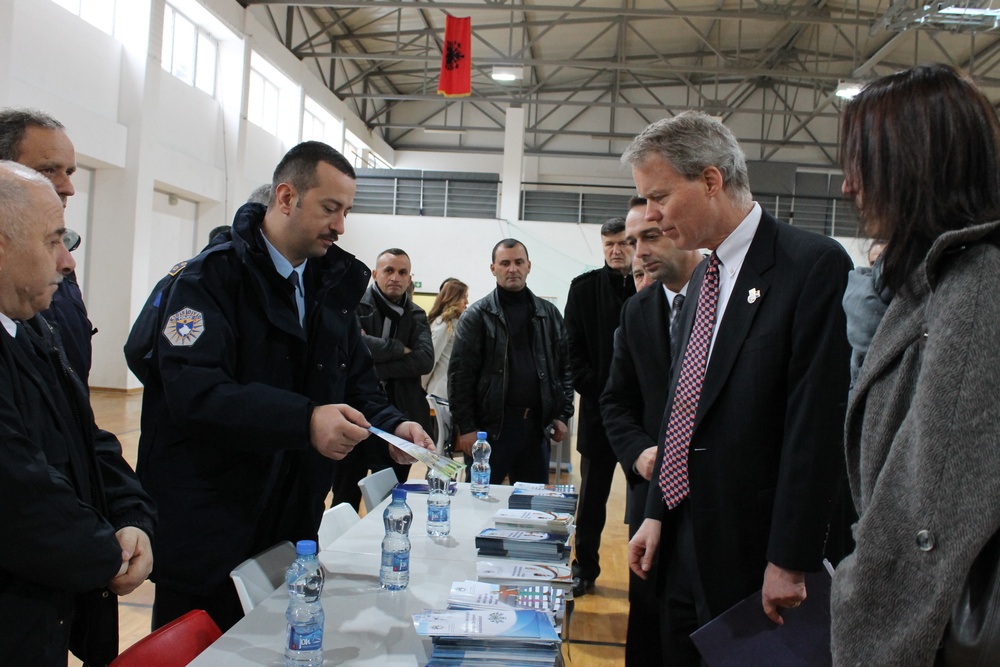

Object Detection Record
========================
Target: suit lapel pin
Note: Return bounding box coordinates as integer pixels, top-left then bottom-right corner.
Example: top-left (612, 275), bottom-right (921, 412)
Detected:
top-left (747, 288), bottom-right (761, 304)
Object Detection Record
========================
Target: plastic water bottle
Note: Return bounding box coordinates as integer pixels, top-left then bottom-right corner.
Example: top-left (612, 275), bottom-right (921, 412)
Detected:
top-left (471, 431), bottom-right (492, 498)
top-left (380, 488), bottom-right (413, 590)
top-left (284, 540), bottom-right (325, 667)
top-left (426, 467), bottom-right (451, 537)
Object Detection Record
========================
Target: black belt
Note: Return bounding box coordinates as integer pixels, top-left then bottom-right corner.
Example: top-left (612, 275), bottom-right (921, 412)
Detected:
top-left (506, 406), bottom-right (539, 419)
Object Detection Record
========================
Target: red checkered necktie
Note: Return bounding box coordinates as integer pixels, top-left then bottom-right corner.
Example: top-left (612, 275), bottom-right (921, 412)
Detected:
top-left (658, 253), bottom-right (721, 508)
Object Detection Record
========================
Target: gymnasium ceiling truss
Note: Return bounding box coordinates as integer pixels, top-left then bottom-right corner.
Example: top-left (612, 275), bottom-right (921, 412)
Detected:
top-left (241, 0), bottom-right (1000, 166)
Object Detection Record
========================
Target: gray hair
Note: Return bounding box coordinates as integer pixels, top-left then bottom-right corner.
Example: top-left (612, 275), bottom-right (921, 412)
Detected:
top-left (246, 183), bottom-right (272, 206)
top-left (0, 108), bottom-right (65, 161)
top-left (600, 216), bottom-right (626, 236)
top-left (621, 112), bottom-right (752, 208)
top-left (0, 160), bottom-right (58, 245)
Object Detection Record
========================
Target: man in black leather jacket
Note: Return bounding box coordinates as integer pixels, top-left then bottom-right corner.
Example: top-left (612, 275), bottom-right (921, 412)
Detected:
top-left (448, 239), bottom-right (574, 484)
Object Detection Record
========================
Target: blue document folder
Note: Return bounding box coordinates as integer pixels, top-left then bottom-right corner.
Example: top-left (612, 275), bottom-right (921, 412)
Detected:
top-left (690, 570), bottom-right (833, 667)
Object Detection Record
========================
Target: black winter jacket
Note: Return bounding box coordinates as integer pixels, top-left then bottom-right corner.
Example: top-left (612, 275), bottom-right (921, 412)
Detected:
top-left (357, 286), bottom-right (435, 432)
top-left (131, 203), bottom-right (404, 594)
top-left (447, 287), bottom-right (574, 441)
top-left (563, 264), bottom-right (634, 457)
top-left (0, 316), bottom-right (155, 667)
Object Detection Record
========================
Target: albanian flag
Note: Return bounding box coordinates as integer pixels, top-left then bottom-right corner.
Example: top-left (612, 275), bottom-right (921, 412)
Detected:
top-left (438, 15), bottom-right (471, 97)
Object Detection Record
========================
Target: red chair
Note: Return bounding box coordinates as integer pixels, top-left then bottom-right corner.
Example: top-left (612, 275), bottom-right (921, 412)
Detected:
top-left (109, 609), bottom-right (222, 667)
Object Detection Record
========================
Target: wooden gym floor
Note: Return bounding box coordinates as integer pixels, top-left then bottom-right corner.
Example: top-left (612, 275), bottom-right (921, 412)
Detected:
top-left (73, 390), bottom-right (631, 666)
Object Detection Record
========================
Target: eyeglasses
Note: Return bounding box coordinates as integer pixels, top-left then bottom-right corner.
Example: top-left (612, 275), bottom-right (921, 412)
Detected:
top-left (62, 229), bottom-right (81, 253)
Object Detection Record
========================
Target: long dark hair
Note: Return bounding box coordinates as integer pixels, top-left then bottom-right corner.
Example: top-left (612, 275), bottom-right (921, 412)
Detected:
top-left (427, 279), bottom-right (468, 325)
top-left (840, 63), bottom-right (1000, 293)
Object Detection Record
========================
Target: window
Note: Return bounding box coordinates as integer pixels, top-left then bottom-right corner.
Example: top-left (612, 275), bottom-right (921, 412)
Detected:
top-left (162, 4), bottom-right (218, 95)
top-left (248, 68), bottom-right (280, 135)
top-left (246, 52), bottom-right (299, 144)
top-left (302, 97), bottom-right (344, 148)
top-left (51, 0), bottom-right (117, 37)
top-left (344, 131), bottom-right (366, 169)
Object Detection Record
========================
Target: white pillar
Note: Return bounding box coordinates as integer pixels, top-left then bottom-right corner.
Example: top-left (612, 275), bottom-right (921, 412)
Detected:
top-left (499, 105), bottom-right (525, 223)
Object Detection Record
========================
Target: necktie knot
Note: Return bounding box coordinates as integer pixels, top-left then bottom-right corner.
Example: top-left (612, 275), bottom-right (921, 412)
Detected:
top-left (672, 293), bottom-right (685, 318)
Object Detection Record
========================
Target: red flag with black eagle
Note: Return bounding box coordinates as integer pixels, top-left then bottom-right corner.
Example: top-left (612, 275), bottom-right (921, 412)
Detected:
top-left (438, 15), bottom-right (471, 97)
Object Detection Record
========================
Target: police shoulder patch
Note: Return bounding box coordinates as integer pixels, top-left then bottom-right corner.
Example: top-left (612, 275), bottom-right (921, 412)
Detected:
top-left (163, 307), bottom-right (205, 347)
top-left (167, 260), bottom-right (188, 277)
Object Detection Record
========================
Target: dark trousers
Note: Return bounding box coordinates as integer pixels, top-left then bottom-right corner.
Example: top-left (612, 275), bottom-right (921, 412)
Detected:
top-left (572, 445), bottom-right (619, 582)
top-left (657, 500), bottom-right (711, 667)
top-left (626, 490), bottom-right (663, 667)
top-left (466, 413), bottom-right (549, 485)
top-left (152, 579), bottom-right (244, 633)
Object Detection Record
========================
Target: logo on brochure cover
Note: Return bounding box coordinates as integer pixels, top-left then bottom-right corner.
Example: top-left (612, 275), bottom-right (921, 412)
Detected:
top-left (163, 307), bottom-right (205, 347)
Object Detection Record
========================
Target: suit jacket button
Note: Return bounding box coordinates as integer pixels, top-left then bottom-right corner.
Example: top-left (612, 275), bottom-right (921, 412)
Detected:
top-left (339, 363), bottom-right (347, 370)
top-left (317, 363), bottom-right (324, 370)
top-left (916, 529), bottom-right (935, 551)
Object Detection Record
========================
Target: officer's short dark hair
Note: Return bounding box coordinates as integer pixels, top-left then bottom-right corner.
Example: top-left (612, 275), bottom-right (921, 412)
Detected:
top-left (271, 141), bottom-right (356, 205)
top-left (492, 238), bottom-right (528, 263)
top-left (600, 216), bottom-right (626, 237)
top-left (0, 108), bottom-right (64, 162)
top-left (628, 195), bottom-right (647, 210)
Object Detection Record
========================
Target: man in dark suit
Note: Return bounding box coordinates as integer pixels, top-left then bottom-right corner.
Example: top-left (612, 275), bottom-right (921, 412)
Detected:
top-left (563, 216), bottom-right (635, 597)
top-left (602, 196), bottom-right (702, 665)
top-left (623, 113), bottom-right (852, 663)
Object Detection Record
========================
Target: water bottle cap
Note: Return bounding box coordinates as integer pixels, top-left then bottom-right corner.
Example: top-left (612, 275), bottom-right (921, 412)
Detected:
top-left (477, 431), bottom-right (488, 440)
top-left (391, 487), bottom-right (407, 501)
top-left (295, 539), bottom-right (317, 555)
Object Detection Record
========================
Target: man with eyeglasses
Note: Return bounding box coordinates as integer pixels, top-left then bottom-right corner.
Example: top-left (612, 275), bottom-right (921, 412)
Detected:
top-left (0, 108), bottom-right (94, 385)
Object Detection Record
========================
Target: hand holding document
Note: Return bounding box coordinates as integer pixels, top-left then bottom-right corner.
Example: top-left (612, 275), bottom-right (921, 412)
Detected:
top-left (690, 567), bottom-right (833, 667)
top-left (368, 426), bottom-right (465, 478)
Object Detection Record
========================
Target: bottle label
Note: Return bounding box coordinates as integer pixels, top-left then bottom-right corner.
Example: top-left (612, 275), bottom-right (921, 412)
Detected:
top-left (428, 505), bottom-right (449, 523)
top-left (288, 625), bottom-right (323, 651)
top-left (382, 550), bottom-right (410, 573)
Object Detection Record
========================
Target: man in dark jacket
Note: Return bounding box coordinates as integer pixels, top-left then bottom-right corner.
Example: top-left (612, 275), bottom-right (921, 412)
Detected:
top-left (448, 239), bottom-right (574, 484)
top-left (129, 142), bottom-right (432, 632)
top-left (601, 197), bottom-right (702, 665)
top-left (331, 247), bottom-right (434, 508)
top-left (0, 162), bottom-right (156, 667)
top-left (563, 216), bottom-right (635, 597)
top-left (0, 107), bottom-right (96, 385)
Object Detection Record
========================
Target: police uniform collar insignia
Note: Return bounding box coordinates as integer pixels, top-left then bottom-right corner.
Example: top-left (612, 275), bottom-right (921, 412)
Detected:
top-left (163, 307), bottom-right (205, 346)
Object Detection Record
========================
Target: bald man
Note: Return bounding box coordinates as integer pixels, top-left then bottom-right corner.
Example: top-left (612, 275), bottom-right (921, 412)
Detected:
top-left (0, 161), bottom-right (155, 666)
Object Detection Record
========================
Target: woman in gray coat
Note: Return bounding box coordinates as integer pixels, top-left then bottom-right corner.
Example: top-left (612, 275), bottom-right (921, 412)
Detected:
top-left (831, 64), bottom-right (1000, 666)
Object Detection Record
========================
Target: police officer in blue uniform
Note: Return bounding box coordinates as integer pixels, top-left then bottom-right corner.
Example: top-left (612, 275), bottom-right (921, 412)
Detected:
top-left (128, 142), bottom-right (433, 632)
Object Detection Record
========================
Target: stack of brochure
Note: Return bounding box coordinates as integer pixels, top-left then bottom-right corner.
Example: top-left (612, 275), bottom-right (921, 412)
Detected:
top-left (413, 608), bottom-right (563, 667)
top-left (476, 560), bottom-right (574, 592)
top-left (492, 509), bottom-right (575, 536)
top-left (475, 528), bottom-right (571, 563)
top-left (447, 579), bottom-right (566, 632)
top-left (507, 482), bottom-right (578, 514)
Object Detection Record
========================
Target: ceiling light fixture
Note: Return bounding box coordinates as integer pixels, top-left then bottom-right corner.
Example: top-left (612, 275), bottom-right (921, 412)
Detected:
top-left (835, 81), bottom-right (864, 100)
top-left (422, 127), bottom-right (466, 135)
top-left (491, 65), bottom-right (523, 83)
